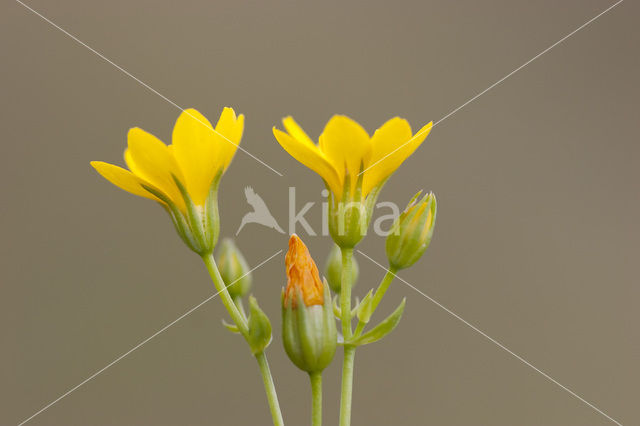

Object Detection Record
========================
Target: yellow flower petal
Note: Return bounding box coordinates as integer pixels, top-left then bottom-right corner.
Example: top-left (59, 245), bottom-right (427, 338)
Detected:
top-left (214, 107), bottom-right (244, 170)
top-left (126, 127), bottom-right (185, 210)
top-left (282, 116), bottom-right (316, 148)
top-left (90, 161), bottom-right (162, 202)
top-left (363, 120), bottom-right (432, 195)
top-left (319, 115), bottom-right (371, 191)
top-left (171, 108), bottom-right (223, 205)
top-left (273, 127), bottom-right (342, 196)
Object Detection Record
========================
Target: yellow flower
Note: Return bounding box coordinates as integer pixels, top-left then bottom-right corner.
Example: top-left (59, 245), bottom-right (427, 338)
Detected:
top-left (91, 107), bottom-right (244, 255)
top-left (273, 115), bottom-right (432, 199)
top-left (91, 107), bottom-right (244, 211)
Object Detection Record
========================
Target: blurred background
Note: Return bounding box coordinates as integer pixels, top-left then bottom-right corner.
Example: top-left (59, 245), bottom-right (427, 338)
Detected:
top-left (1, 0), bottom-right (638, 425)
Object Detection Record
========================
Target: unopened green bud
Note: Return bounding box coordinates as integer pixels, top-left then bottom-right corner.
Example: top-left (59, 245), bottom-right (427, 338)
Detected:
top-left (386, 191), bottom-right (437, 270)
top-left (282, 235), bottom-right (337, 373)
top-left (246, 296), bottom-right (272, 355)
top-left (216, 238), bottom-right (252, 299)
top-left (325, 243), bottom-right (359, 294)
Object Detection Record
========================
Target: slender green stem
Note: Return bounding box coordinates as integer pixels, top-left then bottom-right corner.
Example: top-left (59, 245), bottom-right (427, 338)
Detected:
top-left (310, 372), bottom-right (323, 426)
top-left (340, 345), bottom-right (356, 426)
top-left (339, 247), bottom-right (354, 339)
top-left (201, 253), bottom-right (284, 426)
top-left (256, 352), bottom-right (285, 426)
top-left (353, 268), bottom-right (397, 337)
top-left (339, 247), bottom-right (354, 426)
top-left (202, 253), bottom-right (248, 332)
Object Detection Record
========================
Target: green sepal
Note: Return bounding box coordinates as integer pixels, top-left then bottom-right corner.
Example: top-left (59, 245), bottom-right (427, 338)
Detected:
top-left (281, 282), bottom-right (337, 373)
top-left (142, 184), bottom-right (198, 251)
top-left (295, 289), bottom-right (317, 368)
top-left (221, 319), bottom-right (240, 334)
top-left (350, 298), bottom-right (406, 346)
top-left (319, 279), bottom-right (338, 368)
top-left (355, 289), bottom-right (374, 323)
top-left (204, 171), bottom-right (222, 250)
top-left (172, 174), bottom-right (207, 253)
top-left (362, 176), bottom-right (387, 227)
top-left (246, 296), bottom-right (272, 355)
top-left (282, 289), bottom-right (304, 367)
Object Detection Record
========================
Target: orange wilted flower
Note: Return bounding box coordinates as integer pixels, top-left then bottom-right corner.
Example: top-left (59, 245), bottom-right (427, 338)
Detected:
top-left (282, 234), bottom-right (337, 374)
top-left (284, 234), bottom-right (324, 308)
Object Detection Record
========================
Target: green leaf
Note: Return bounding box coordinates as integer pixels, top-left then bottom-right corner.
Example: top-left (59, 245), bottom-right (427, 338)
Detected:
top-left (332, 294), bottom-right (341, 318)
top-left (355, 289), bottom-right (374, 323)
top-left (246, 296), bottom-right (272, 354)
top-left (350, 298), bottom-right (406, 346)
top-left (221, 319), bottom-right (240, 334)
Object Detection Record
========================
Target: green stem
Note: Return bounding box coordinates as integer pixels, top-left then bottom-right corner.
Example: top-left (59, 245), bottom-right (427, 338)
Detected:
top-left (353, 268), bottom-right (396, 337)
top-left (201, 253), bottom-right (284, 426)
top-left (340, 345), bottom-right (356, 426)
top-left (202, 253), bottom-right (248, 333)
top-left (256, 352), bottom-right (285, 426)
top-left (339, 247), bottom-right (354, 339)
top-left (310, 372), bottom-right (323, 426)
top-left (339, 247), bottom-right (354, 426)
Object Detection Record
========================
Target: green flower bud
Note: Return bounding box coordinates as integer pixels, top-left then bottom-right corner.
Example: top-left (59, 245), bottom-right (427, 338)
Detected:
top-left (246, 296), bottom-right (272, 355)
top-left (325, 243), bottom-right (359, 294)
top-left (282, 235), bottom-right (337, 373)
top-left (216, 238), bottom-right (252, 299)
top-left (386, 191), bottom-right (437, 270)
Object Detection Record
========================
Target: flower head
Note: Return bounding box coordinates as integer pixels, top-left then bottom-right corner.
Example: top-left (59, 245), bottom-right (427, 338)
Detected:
top-left (91, 107), bottom-right (244, 210)
top-left (273, 115), bottom-right (432, 200)
top-left (284, 234), bottom-right (324, 308)
top-left (91, 108), bottom-right (244, 255)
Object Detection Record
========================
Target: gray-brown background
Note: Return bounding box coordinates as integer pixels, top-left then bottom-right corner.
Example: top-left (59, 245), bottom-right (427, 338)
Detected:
top-left (1, 1), bottom-right (638, 425)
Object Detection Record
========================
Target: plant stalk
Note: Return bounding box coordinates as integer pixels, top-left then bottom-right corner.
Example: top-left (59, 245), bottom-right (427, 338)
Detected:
top-left (339, 247), bottom-right (355, 426)
top-left (256, 351), bottom-right (285, 426)
top-left (340, 345), bottom-right (356, 426)
top-left (202, 253), bottom-right (284, 426)
top-left (310, 372), bottom-right (323, 426)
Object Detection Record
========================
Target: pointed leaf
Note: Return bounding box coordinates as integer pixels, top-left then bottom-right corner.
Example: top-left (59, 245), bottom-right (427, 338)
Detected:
top-left (351, 298), bottom-right (406, 346)
top-left (355, 289), bottom-right (374, 323)
top-left (332, 294), bottom-right (341, 318)
top-left (221, 319), bottom-right (240, 334)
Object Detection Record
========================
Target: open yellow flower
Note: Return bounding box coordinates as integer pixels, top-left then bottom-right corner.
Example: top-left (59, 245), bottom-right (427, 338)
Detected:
top-left (91, 107), bottom-right (244, 254)
top-left (91, 107), bottom-right (244, 211)
top-left (273, 115), bottom-right (432, 199)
